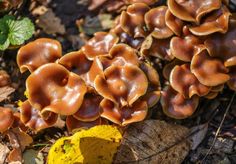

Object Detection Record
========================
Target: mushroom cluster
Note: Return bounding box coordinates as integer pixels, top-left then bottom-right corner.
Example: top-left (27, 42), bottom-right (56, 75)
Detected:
top-left (12, 0), bottom-right (236, 133)
top-left (108, 0), bottom-right (236, 119)
top-left (16, 35), bottom-right (161, 132)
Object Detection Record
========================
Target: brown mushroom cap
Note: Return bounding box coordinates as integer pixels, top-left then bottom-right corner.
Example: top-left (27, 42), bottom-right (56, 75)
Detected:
top-left (0, 107), bottom-right (14, 132)
top-left (204, 91), bottom-right (219, 99)
top-left (20, 100), bottom-right (58, 131)
top-left (17, 38), bottom-right (62, 73)
top-left (145, 6), bottom-right (174, 39)
top-left (140, 63), bottom-right (161, 107)
top-left (167, 0), bottom-right (221, 23)
top-left (95, 64), bottom-right (148, 106)
top-left (99, 43), bottom-right (139, 69)
top-left (141, 35), bottom-right (174, 61)
top-left (204, 15), bottom-right (236, 67)
top-left (162, 59), bottom-right (185, 80)
top-left (165, 9), bottom-right (184, 36)
top-left (0, 70), bottom-right (10, 87)
top-left (170, 35), bottom-right (203, 62)
top-left (120, 3), bottom-right (150, 37)
top-left (170, 64), bottom-right (211, 98)
top-left (191, 49), bottom-right (230, 86)
top-left (26, 63), bottom-right (87, 116)
top-left (161, 86), bottom-right (199, 119)
top-left (189, 5), bottom-right (231, 36)
top-left (82, 32), bottom-right (119, 59)
top-left (227, 66), bottom-right (236, 91)
top-left (124, 0), bottom-right (158, 5)
top-left (73, 93), bottom-right (102, 122)
top-left (100, 99), bottom-right (148, 126)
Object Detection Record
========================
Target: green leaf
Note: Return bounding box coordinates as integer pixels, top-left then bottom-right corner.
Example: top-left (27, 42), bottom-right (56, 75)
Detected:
top-left (0, 18), bottom-right (9, 50)
top-left (7, 17), bottom-right (35, 45)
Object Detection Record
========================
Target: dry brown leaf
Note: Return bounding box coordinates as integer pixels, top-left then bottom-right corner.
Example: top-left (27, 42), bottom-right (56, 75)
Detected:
top-left (36, 9), bottom-right (65, 35)
top-left (0, 86), bottom-right (15, 102)
top-left (114, 120), bottom-right (190, 164)
top-left (0, 143), bottom-right (10, 164)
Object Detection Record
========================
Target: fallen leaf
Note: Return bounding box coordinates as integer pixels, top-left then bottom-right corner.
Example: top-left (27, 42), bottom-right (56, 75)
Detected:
top-left (0, 86), bottom-right (15, 102)
top-left (11, 128), bottom-right (33, 150)
top-left (23, 149), bottom-right (44, 164)
top-left (48, 125), bottom-right (122, 164)
top-left (98, 14), bottom-right (115, 30)
top-left (189, 123), bottom-right (208, 150)
top-left (36, 9), bottom-right (65, 35)
top-left (114, 120), bottom-right (190, 163)
top-left (88, 0), bottom-right (108, 10)
top-left (32, 6), bottom-right (48, 16)
top-left (0, 143), bottom-right (10, 164)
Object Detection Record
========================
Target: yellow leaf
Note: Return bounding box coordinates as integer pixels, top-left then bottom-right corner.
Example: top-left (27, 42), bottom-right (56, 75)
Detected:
top-left (48, 125), bottom-right (122, 164)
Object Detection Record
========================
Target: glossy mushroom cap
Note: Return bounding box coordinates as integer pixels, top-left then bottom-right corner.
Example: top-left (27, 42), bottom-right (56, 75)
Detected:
top-left (100, 99), bottom-right (148, 126)
top-left (191, 49), bottom-right (230, 86)
top-left (189, 5), bottom-right (231, 36)
top-left (167, 0), bottom-right (222, 23)
top-left (170, 64), bottom-right (211, 98)
top-left (165, 9), bottom-right (184, 36)
top-left (17, 38), bottom-right (62, 73)
top-left (0, 107), bottom-right (14, 132)
top-left (26, 63), bottom-right (87, 116)
top-left (145, 6), bottom-right (173, 39)
top-left (82, 32), bottom-right (119, 59)
top-left (95, 64), bottom-right (148, 106)
top-left (120, 3), bottom-right (150, 37)
top-left (20, 100), bottom-right (58, 131)
top-left (161, 86), bottom-right (199, 119)
top-left (124, 0), bottom-right (158, 5)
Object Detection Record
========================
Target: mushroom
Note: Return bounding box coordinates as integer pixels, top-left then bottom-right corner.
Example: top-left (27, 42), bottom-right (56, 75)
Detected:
top-left (167, 0), bottom-right (222, 23)
top-left (227, 66), bottom-right (236, 91)
top-left (120, 3), bottom-right (150, 38)
top-left (73, 93), bottom-right (102, 122)
top-left (165, 9), bottom-right (184, 36)
top-left (141, 35), bottom-right (174, 61)
top-left (162, 59), bottom-right (185, 80)
top-left (0, 70), bottom-right (10, 87)
top-left (189, 5), bottom-right (231, 36)
top-left (26, 63), bottom-right (87, 116)
top-left (20, 100), bottom-right (58, 132)
top-left (191, 49), bottom-right (230, 86)
top-left (124, 0), bottom-right (158, 5)
top-left (161, 86), bottom-right (199, 119)
top-left (204, 15), bottom-right (236, 67)
top-left (144, 6), bottom-right (174, 39)
top-left (170, 35), bottom-right (203, 62)
top-left (81, 32), bottom-right (119, 59)
top-left (95, 64), bottom-right (148, 107)
top-left (100, 99), bottom-right (148, 126)
top-left (170, 64), bottom-right (211, 98)
top-left (17, 38), bottom-right (62, 73)
top-left (0, 107), bottom-right (14, 132)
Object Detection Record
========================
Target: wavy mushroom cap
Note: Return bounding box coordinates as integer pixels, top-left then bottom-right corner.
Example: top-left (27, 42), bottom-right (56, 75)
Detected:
top-left (99, 43), bottom-right (139, 69)
top-left (141, 35), bottom-right (174, 61)
top-left (165, 9), bottom-right (184, 36)
top-left (120, 3), bottom-right (150, 37)
top-left (0, 70), bottom-right (10, 87)
top-left (161, 86), bottom-right (199, 119)
top-left (95, 64), bottom-right (148, 106)
top-left (124, 0), bottom-right (158, 5)
top-left (167, 0), bottom-right (221, 23)
top-left (170, 64), bottom-right (211, 98)
top-left (100, 99), bottom-right (148, 126)
top-left (204, 16), bottom-right (236, 67)
top-left (26, 63), bottom-right (87, 116)
top-left (145, 6), bottom-right (174, 39)
top-left (82, 32), bottom-right (119, 59)
top-left (227, 66), bottom-right (236, 91)
top-left (191, 49), bottom-right (230, 86)
top-left (162, 59), bottom-right (185, 80)
top-left (66, 116), bottom-right (104, 132)
top-left (73, 93), bottom-right (102, 121)
top-left (140, 63), bottom-right (161, 107)
top-left (189, 6), bottom-right (231, 36)
top-left (0, 107), bottom-right (14, 132)
top-left (17, 38), bottom-right (62, 73)
top-left (170, 35), bottom-right (203, 62)
top-left (20, 100), bottom-right (58, 132)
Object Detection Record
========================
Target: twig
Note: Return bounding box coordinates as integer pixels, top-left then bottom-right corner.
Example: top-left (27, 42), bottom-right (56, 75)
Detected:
top-left (200, 92), bottom-right (236, 163)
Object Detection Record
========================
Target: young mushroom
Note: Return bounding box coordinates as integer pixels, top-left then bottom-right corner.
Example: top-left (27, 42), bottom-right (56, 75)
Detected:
top-left (0, 107), bottom-right (14, 132)
top-left (17, 38), bottom-right (62, 73)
